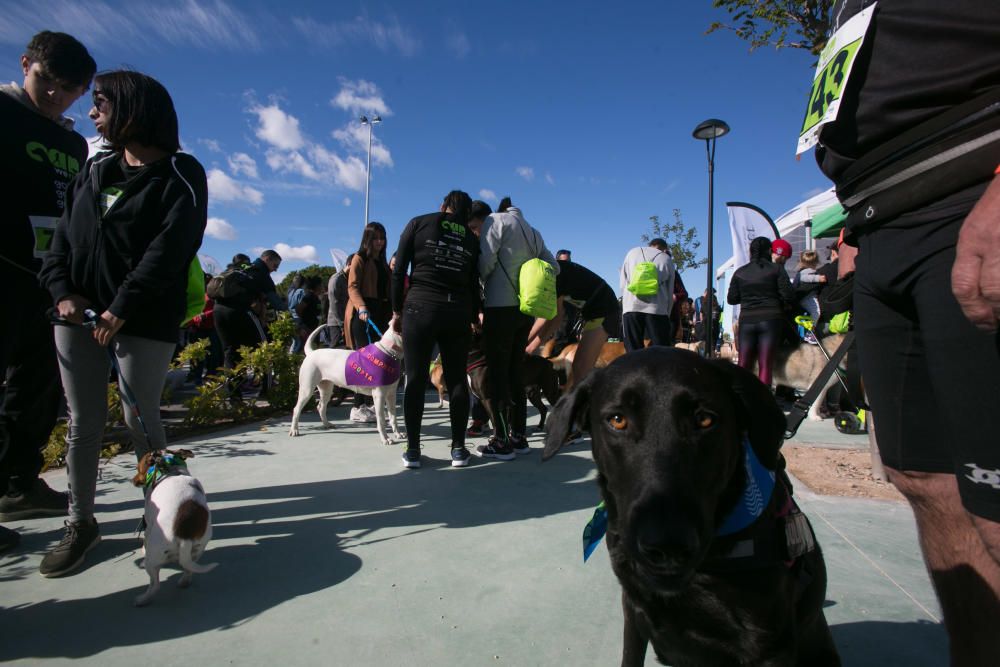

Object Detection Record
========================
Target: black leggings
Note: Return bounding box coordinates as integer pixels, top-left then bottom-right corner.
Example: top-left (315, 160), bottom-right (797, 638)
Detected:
top-left (401, 301), bottom-right (471, 450)
top-left (737, 319), bottom-right (785, 386)
top-left (482, 306), bottom-right (533, 441)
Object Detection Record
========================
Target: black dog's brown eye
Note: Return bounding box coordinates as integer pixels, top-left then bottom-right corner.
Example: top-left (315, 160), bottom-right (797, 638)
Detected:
top-left (695, 411), bottom-right (714, 429)
top-left (608, 414), bottom-right (628, 430)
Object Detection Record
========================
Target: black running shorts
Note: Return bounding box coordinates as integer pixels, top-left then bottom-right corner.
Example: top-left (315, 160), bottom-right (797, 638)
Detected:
top-left (854, 205), bottom-right (1000, 521)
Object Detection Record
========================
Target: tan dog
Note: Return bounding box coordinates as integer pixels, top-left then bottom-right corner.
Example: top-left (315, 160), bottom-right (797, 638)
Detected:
top-left (771, 334), bottom-right (848, 421)
top-left (548, 341), bottom-right (626, 387)
top-left (131, 449), bottom-right (216, 607)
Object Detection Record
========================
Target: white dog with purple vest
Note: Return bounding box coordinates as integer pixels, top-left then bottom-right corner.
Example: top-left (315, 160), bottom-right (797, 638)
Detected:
top-left (289, 322), bottom-right (404, 445)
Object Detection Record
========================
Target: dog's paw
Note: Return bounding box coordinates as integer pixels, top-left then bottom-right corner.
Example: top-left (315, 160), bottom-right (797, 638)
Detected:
top-left (178, 573), bottom-right (193, 589)
top-left (807, 413), bottom-right (826, 422)
top-left (322, 421), bottom-right (333, 430)
top-left (134, 593), bottom-right (153, 607)
top-left (289, 426), bottom-right (300, 437)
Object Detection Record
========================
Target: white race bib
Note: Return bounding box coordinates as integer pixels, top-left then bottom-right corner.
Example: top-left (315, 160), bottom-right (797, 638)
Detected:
top-left (796, 3), bottom-right (877, 154)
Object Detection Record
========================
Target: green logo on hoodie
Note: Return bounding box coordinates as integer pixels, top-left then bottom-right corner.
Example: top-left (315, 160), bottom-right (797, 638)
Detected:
top-left (26, 141), bottom-right (80, 175)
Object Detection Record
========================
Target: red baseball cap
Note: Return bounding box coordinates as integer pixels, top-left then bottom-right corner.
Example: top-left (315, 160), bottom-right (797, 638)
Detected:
top-left (771, 239), bottom-right (792, 258)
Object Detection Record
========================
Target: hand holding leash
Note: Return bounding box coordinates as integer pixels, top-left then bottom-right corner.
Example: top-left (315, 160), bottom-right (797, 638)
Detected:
top-left (55, 294), bottom-right (91, 325)
top-left (93, 311), bottom-right (126, 347)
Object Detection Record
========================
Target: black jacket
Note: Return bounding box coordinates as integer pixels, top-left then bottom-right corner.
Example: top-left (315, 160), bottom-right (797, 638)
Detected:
top-left (727, 260), bottom-right (794, 324)
top-left (41, 151), bottom-right (208, 343)
top-left (391, 212), bottom-right (481, 317)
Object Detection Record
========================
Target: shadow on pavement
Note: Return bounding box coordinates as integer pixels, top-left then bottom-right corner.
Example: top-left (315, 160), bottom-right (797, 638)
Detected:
top-left (831, 620), bottom-right (947, 665)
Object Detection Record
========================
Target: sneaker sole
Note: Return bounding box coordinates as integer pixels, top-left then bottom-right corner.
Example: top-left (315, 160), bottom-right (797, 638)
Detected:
top-left (512, 447), bottom-right (531, 455)
top-left (451, 458), bottom-right (470, 468)
top-left (402, 456), bottom-right (421, 469)
top-left (474, 451), bottom-right (516, 461)
top-left (0, 506), bottom-right (69, 522)
top-left (39, 534), bottom-right (101, 579)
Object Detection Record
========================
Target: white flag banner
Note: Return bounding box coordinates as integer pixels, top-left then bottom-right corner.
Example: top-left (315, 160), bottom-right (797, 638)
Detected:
top-left (329, 248), bottom-right (349, 271)
top-left (727, 202), bottom-right (778, 270)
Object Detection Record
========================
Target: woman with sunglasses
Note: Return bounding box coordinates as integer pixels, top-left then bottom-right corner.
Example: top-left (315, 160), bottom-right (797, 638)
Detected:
top-left (38, 71), bottom-right (207, 577)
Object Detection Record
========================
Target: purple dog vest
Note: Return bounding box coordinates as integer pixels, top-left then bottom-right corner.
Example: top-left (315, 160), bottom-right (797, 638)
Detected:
top-left (346, 344), bottom-right (401, 387)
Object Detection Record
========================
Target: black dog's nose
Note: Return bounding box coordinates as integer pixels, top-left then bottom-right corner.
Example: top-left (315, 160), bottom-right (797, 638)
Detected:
top-left (634, 514), bottom-right (699, 570)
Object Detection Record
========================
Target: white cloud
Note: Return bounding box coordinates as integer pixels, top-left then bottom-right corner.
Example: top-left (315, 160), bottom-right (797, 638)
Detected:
top-left (205, 217), bottom-right (238, 240)
top-left (227, 152), bottom-right (258, 179)
top-left (291, 14), bottom-right (419, 56)
top-left (254, 243), bottom-right (320, 264)
top-left (332, 123), bottom-right (393, 167)
top-left (343, 197), bottom-right (352, 206)
top-left (545, 172), bottom-right (555, 186)
top-left (0, 0), bottom-right (260, 51)
top-left (309, 145), bottom-right (367, 191)
top-left (478, 189), bottom-right (497, 201)
top-left (516, 166), bottom-right (535, 181)
top-left (200, 138), bottom-right (222, 153)
top-left (207, 169), bottom-right (264, 207)
top-left (250, 103), bottom-right (305, 150)
top-left (266, 149), bottom-right (321, 181)
top-left (331, 79), bottom-right (392, 117)
top-left (447, 32), bottom-right (471, 58)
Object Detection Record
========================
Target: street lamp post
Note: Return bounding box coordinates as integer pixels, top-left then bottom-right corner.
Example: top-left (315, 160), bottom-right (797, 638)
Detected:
top-left (360, 114), bottom-right (382, 227)
top-left (692, 118), bottom-right (730, 359)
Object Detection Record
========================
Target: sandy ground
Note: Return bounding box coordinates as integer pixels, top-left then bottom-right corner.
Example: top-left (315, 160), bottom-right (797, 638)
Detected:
top-left (784, 444), bottom-right (904, 501)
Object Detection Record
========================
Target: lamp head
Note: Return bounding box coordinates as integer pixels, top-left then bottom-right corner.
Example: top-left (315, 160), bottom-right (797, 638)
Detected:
top-left (360, 115), bottom-right (369, 125)
top-left (692, 118), bottom-right (730, 140)
top-left (372, 115), bottom-right (382, 124)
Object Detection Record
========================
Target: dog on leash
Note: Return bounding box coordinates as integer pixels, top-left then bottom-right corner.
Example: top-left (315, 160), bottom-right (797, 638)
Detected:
top-left (289, 322), bottom-right (403, 445)
top-left (131, 449), bottom-right (217, 607)
top-left (543, 348), bottom-right (839, 666)
top-left (771, 334), bottom-right (847, 421)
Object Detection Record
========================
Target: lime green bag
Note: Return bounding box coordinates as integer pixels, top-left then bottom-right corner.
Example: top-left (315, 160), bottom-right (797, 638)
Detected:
top-left (518, 257), bottom-right (558, 320)
top-left (182, 257), bottom-right (205, 326)
top-left (626, 249), bottom-right (661, 296)
top-left (828, 311), bottom-right (851, 334)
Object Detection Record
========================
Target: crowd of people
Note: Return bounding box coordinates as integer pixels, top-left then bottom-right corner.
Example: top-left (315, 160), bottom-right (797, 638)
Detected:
top-left (3, 7), bottom-right (1000, 661)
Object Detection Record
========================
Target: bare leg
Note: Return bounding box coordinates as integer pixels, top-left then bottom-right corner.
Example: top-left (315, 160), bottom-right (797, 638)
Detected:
top-left (887, 468), bottom-right (1000, 666)
top-left (568, 329), bottom-right (607, 392)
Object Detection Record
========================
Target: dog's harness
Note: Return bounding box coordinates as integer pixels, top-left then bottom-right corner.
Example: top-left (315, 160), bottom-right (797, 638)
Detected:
top-left (581, 436), bottom-right (817, 570)
top-left (144, 452), bottom-right (189, 490)
top-left (466, 348), bottom-right (488, 374)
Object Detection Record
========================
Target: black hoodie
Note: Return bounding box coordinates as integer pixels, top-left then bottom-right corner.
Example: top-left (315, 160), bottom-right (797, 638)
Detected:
top-left (41, 151), bottom-right (208, 343)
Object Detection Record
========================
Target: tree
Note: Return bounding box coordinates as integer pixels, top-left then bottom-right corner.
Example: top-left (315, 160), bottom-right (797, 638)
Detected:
top-left (641, 209), bottom-right (707, 273)
top-left (275, 264), bottom-right (337, 297)
top-left (706, 0), bottom-right (834, 56)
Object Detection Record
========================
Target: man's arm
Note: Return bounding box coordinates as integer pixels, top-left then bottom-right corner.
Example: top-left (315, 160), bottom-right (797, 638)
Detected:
top-left (953, 174), bottom-right (1000, 332)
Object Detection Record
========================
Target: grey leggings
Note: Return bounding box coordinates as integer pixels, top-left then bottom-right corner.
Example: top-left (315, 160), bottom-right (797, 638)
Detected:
top-left (54, 326), bottom-right (174, 522)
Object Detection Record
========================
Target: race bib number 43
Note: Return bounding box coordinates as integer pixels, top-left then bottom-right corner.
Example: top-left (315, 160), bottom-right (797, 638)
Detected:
top-left (796, 3), bottom-right (877, 154)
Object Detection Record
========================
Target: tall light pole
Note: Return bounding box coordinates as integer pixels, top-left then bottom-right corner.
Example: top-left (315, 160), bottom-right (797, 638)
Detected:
top-left (692, 118), bottom-right (730, 358)
top-left (360, 114), bottom-right (382, 227)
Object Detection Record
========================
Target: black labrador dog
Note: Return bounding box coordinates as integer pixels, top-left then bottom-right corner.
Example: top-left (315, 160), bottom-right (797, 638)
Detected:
top-left (543, 347), bottom-right (839, 667)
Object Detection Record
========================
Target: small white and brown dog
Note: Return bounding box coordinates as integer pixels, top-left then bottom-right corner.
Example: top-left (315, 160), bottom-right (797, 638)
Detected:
top-left (289, 321), bottom-right (404, 445)
top-left (131, 449), bottom-right (217, 607)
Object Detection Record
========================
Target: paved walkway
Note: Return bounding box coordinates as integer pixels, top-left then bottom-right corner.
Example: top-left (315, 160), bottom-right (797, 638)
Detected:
top-left (1, 397), bottom-right (945, 665)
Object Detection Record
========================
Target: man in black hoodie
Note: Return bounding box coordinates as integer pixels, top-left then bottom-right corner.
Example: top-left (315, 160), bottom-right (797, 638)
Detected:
top-left (0, 32), bottom-right (96, 551)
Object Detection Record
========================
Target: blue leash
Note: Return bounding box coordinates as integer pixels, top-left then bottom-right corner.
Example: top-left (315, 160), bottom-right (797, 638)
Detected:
top-left (51, 308), bottom-right (156, 447)
top-left (365, 318), bottom-right (384, 344)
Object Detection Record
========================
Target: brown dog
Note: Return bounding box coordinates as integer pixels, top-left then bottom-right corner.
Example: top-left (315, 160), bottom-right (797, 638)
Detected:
top-left (430, 351), bottom-right (561, 432)
top-left (771, 334), bottom-right (847, 421)
top-left (548, 341), bottom-right (626, 388)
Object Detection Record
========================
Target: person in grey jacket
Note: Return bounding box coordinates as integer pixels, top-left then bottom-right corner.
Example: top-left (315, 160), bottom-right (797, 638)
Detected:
top-left (619, 238), bottom-right (675, 352)
top-left (476, 197), bottom-right (558, 460)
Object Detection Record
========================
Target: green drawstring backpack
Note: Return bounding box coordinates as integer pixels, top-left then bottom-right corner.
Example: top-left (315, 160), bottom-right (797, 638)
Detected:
top-left (626, 249), bottom-right (661, 296)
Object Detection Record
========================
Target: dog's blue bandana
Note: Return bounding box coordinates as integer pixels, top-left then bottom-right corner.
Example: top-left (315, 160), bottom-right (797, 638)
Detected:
top-left (581, 436), bottom-right (776, 561)
top-left (582, 501), bottom-right (608, 562)
top-left (716, 436), bottom-right (776, 536)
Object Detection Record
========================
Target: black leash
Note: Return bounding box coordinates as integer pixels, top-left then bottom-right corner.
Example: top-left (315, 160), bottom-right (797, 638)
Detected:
top-left (784, 331), bottom-right (855, 440)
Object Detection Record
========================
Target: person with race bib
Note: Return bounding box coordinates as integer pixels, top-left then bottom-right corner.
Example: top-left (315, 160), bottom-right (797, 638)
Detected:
top-left (810, 2), bottom-right (1000, 662)
top-left (38, 70), bottom-right (207, 578)
top-left (0, 32), bottom-right (96, 551)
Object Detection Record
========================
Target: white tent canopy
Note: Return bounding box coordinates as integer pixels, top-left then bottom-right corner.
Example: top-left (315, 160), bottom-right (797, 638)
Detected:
top-left (715, 186), bottom-right (839, 280)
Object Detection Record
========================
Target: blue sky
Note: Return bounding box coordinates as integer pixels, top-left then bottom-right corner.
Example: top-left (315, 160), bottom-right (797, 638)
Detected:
top-left (3, 0), bottom-right (832, 293)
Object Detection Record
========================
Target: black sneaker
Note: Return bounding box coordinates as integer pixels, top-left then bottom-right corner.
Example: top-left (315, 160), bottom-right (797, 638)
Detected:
top-left (39, 519), bottom-right (100, 578)
top-left (475, 436), bottom-right (516, 461)
top-left (0, 525), bottom-right (20, 553)
top-left (510, 436), bottom-right (531, 455)
top-left (451, 447), bottom-right (471, 468)
top-left (401, 449), bottom-right (422, 469)
top-left (0, 478), bottom-right (69, 521)
top-left (466, 421), bottom-right (484, 438)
